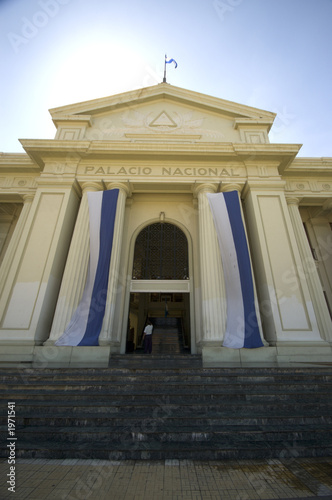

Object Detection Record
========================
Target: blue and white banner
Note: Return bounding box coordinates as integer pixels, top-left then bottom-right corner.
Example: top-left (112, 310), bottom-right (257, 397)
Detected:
top-left (55, 189), bottom-right (119, 346)
top-left (165, 56), bottom-right (178, 68)
top-left (207, 191), bottom-right (264, 349)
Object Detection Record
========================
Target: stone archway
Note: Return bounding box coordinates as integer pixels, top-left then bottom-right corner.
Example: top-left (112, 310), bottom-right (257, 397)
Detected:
top-left (126, 222), bottom-right (192, 354)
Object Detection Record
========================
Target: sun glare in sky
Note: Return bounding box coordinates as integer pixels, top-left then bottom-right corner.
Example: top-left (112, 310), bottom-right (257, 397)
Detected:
top-left (1, 0), bottom-right (332, 156)
top-left (49, 42), bottom-right (147, 106)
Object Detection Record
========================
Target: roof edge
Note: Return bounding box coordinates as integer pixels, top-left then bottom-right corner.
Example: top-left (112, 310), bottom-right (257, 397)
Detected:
top-left (49, 83), bottom-right (276, 121)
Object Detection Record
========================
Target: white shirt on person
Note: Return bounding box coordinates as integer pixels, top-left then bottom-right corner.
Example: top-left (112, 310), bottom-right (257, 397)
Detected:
top-left (144, 324), bottom-right (153, 335)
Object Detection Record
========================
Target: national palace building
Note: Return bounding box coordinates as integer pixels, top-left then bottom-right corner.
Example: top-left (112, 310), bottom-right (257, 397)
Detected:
top-left (1, 83), bottom-right (332, 367)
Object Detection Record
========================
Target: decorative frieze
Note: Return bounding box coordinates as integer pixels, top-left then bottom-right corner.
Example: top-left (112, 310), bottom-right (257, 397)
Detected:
top-left (285, 180), bottom-right (332, 194)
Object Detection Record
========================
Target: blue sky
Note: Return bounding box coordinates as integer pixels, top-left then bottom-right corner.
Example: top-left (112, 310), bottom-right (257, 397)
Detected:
top-left (1, 0), bottom-right (331, 156)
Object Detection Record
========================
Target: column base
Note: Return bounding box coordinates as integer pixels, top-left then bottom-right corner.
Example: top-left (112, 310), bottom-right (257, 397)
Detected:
top-left (33, 346), bottom-right (111, 368)
top-left (0, 345), bottom-right (110, 368)
top-left (196, 340), bottom-right (222, 355)
top-left (0, 344), bottom-right (35, 366)
top-left (275, 342), bottom-right (332, 365)
top-left (99, 340), bottom-right (121, 354)
top-left (43, 338), bottom-right (56, 346)
top-left (202, 344), bottom-right (332, 368)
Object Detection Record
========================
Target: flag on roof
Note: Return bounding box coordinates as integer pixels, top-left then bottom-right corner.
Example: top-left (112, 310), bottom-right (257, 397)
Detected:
top-left (165, 56), bottom-right (178, 68)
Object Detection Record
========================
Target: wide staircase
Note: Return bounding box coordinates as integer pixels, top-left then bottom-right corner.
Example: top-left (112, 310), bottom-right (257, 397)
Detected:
top-left (1, 361), bottom-right (332, 460)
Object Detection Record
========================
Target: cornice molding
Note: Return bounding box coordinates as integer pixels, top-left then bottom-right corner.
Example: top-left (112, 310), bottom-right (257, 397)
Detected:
top-left (234, 117), bottom-right (275, 132)
top-left (0, 153), bottom-right (41, 173)
top-left (280, 157), bottom-right (332, 175)
top-left (18, 139), bottom-right (301, 169)
top-left (52, 114), bottom-right (92, 126)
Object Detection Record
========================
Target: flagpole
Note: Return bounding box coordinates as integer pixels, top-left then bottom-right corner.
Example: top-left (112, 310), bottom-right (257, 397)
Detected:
top-left (163, 54), bottom-right (167, 83)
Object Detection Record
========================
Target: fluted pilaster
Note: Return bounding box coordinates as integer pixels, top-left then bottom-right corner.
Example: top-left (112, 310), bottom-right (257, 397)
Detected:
top-left (47, 182), bottom-right (103, 344)
top-left (286, 196), bottom-right (332, 342)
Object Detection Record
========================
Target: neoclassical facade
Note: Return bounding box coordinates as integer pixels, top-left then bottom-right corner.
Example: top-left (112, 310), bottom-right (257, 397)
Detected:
top-left (1, 83), bottom-right (332, 367)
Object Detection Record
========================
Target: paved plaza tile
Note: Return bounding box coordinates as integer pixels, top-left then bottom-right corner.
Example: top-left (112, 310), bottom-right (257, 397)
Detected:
top-left (1, 457), bottom-right (332, 500)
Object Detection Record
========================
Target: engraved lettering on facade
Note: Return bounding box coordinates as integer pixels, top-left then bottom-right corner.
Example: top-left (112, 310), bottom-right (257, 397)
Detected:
top-left (84, 166), bottom-right (240, 177)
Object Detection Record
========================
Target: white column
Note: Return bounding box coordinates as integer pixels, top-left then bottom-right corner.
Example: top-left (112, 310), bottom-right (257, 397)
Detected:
top-left (46, 181), bottom-right (103, 344)
top-left (287, 196), bottom-right (332, 342)
top-left (194, 183), bottom-right (226, 344)
top-left (0, 194), bottom-right (34, 302)
top-left (99, 182), bottom-right (131, 347)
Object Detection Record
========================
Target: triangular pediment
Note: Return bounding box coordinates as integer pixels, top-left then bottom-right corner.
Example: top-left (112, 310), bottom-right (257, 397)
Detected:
top-left (49, 84), bottom-right (276, 144)
top-left (50, 83), bottom-right (274, 120)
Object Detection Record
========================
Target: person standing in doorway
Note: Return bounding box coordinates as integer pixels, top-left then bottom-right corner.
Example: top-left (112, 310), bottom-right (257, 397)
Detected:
top-left (142, 319), bottom-right (153, 354)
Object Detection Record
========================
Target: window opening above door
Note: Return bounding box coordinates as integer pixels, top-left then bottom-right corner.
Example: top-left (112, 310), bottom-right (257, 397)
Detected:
top-left (132, 222), bottom-right (189, 280)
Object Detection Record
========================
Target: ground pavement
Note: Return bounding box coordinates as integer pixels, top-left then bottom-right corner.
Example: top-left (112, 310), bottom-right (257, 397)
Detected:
top-left (1, 456), bottom-right (332, 500)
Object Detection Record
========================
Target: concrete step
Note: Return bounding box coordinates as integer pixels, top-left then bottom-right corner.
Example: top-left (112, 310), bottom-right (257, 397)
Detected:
top-left (2, 364), bottom-right (332, 376)
top-left (2, 378), bottom-right (332, 389)
top-left (2, 368), bottom-right (332, 382)
top-left (2, 406), bottom-right (332, 423)
top-left (3, 417), bottom-right (332, 431)
top-left (2, 399), bottom-right (331, 414)
top-left (8, 426), bottom-right (332, 445)
top-left (2, 397), bottom-right (332, 413)
top-left (1, 384), bottom-right (331, 397)
top-left (2, 375), bottom-right (332, 386)
top-left (12, 440), bottom-right (332, 461)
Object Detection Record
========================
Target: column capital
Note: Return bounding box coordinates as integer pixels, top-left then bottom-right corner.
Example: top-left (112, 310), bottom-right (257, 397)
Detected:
top-left (80, 181), bottom-right (104, 194)
top-left (22, 193), bottom-right (35, 204)
top-left (192, 183), bottom-right (219, 197)
top-left (105, 181), bottom-right (132, 197)
top-left (285, 196), bottom-right (301, 206)
top-left (221, 183), bottom-right (243, 193)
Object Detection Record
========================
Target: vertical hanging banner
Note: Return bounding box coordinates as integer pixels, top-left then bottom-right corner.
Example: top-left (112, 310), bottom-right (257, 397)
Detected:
top-left (56, 189), bottom-right (119, 346)
top-left (207, 191), bottom-right (264, 349)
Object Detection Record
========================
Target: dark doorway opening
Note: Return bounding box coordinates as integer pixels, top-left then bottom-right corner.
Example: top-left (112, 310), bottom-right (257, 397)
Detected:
top-left (126, 292), bottom-right (190, 354)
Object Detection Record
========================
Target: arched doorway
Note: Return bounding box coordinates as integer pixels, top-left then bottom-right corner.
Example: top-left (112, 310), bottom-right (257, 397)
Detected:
top-left (126, 222), bottom-right (192, 354)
